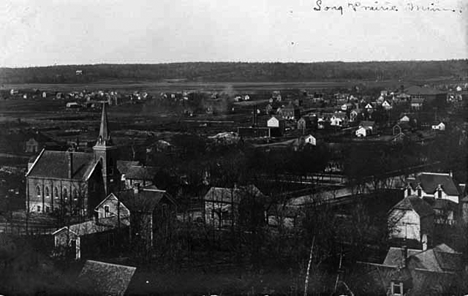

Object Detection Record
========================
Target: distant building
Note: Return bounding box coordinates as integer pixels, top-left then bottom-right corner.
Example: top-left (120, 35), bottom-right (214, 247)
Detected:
top-left (26, 103), bottom-right (120, 215)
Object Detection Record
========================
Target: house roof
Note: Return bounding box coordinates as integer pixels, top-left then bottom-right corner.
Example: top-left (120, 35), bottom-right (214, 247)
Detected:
top-left (94, 193), bottom-right (131, 215)
top-left (26, 150), bottom-right (96, 180)
top-left (392, 195), bottom-right (434, 218)
top-left (433, 199), bottom-right (458, 210)
top-left (77, 260), bottom-right (136, 296)
top-left (410, 244), bottom-right (461, 273)
top-left (125, 166), bottom-right (158, 180)
top-left (409, 173), bottom-right (460, 196)
top-left (203, 185), bottom-right (264, 203)
top-left (117, 160), bottom-right (140, 175)
top-left (117, 187), bottom-right (173, 213)
top-left (383, 247), bottom-right (421, 266)
top-left (383, 244), bottom-right (461, 273)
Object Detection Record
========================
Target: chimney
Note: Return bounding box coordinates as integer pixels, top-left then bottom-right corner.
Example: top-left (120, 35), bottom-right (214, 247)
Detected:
top-left (68, 151), bottom-right (73, 179)
top-left (401, 245), bottom-right (408, 268)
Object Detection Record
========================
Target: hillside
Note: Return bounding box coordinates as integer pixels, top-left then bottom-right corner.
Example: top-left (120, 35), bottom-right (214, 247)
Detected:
top-left (0, 60), bottom-right (467, 84)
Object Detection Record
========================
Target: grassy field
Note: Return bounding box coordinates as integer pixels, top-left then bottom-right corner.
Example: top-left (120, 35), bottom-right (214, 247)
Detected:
top-left (0, 79), bottom-right (419, 94)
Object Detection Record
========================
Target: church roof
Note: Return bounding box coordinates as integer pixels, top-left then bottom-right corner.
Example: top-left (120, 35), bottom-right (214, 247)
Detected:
top-left (26, 150), bottom-right (96, 180)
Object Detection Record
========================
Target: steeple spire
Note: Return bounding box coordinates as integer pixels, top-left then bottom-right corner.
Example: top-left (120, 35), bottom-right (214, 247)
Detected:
top-left (96, 102), bottom-right (113, 146)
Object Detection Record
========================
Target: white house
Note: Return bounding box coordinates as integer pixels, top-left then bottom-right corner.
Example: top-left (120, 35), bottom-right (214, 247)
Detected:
top-left (355, 121), bottom-right (375, 138)
top-left (304, 134), bottom-right (317, 146)
top-left (94, 193), bottom-right (131, 220)
top-left (388, 195), bottom-right (434, 247)
top-left (330, 113), bottom-right (348, 127)
top-left (404, 172), bottom-right (461, 204)
top-left (267, 116), bottom-right (281, 128)
top-left (431, 122), bottom-right (446, 131)
top-left (382, 100), bottom-right (392, 110)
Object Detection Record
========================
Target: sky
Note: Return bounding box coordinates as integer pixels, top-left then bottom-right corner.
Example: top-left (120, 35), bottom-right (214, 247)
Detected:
top-left (0, 0), bottom-right (466, 67)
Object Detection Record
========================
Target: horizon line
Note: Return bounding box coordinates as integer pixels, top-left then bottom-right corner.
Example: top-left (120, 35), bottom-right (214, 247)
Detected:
top-left (1, 58), bottom-right (467, 69)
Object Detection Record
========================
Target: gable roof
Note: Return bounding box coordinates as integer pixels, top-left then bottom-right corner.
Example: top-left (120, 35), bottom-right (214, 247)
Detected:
top-left (409, 173), bottom-right (460, 196)
top-left (117, 188), bottom-right (173, 213)
top-left (410, 244), bottom-right (461, 273)
top-left (391, 195), bottom-right (434, 218)
top-left (27, 150), bottom-right (96, 180)
top-left (94, 193), bottom-right (131, 215)
top-left (77, 260), bottom-right (136, 296)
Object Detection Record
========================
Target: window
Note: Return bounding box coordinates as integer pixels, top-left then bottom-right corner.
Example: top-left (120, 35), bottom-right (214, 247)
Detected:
top-left (73, 188), bottom-right (78, 201)
top-left (54, 187), bottom-right (59, 199)
top-left (437, 189), bottom-right (442, 199)
top-left (104, 205), bottom-right (109, 217)
top-left (391, 281), bottom-right (403, 296)
top-left (36, 186), bottom-right (41, 198)
top-left (45, 206), bottom-right (50, 213)
top-left (45, 187), bottom-right (50, 198)
top-left (37, 205), bottom-right (41, 212)
top-left (63, 188), bottom-right (68, 200)
top-left (417, 188), bottom-right (422, 197)
top-left (406, 188), bottom-right (411, 196)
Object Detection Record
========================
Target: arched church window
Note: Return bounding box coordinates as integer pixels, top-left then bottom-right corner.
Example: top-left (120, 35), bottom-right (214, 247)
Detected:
top-left (36, 186), bottom-right (41, 198)
top-left (73, 188), bottom-right (78, 201)
top-left (45, 187), bottom-right (50, 198)
top-left (54, 187), bottom-right (59, 199)
top-left (63, 188), bottom-right (68, 200)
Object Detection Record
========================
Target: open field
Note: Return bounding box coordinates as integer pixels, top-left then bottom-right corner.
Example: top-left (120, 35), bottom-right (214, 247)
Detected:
top-left (0, 78), bottom-right (452, 94)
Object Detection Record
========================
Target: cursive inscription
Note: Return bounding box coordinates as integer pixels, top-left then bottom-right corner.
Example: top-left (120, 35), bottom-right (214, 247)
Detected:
top-left (313, 0), bottom-right (463, 15)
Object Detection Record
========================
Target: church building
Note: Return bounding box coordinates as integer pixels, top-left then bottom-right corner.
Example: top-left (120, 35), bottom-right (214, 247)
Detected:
top-left (25, 103), bottom-right (120, 216)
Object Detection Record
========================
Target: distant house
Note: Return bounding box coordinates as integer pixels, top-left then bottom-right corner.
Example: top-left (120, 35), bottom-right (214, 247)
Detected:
top-left (297, 116), bottom-right (312, 131)
top-left (410, 97), bottom-right (425, 111)
top-left (431, 122), bottom-right (446, 131)
top-left (123, 165), bottom-right (159, 189)
top-left (265, 103), bottom-right (273, 115)
top-left (382, 100), bottom-right (393, 110)
top-left (349, 108), bottom-right (363, 122)
top-left (355, 121), bottom-right (375, 138)
top-left (292, 134), bottom-right (317, 151)
top-left (281, 102), bottom-right (300, 120)
top-left (76, 260), bottom-right (136, 296)
top-left (388, 195), bottom-right (434, 248)
top-left (203, 185), bottom-right (264, 229)
top-left (404, 172), bottom-right (461, 204)
top-left (360, 244), bottom-right (463, 296)
top-left (330, 112), bottom-right (348, 127)
top-left (66, 102), bottom-right (80, 109)
top-left (52, 216), bottom-right (129, 260)
top-left (94, 192), bottom-right (131, 220)
top-left (24, 132), bottom-right (58, 153)
top-left (105, 187), bottom-right (176, 248)
top-left (399, 115), bottom-right (410, 123)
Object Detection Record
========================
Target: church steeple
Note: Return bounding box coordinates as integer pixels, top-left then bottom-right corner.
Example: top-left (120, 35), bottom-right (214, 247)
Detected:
top-left (93, 102), bottom-right (118, 195)
top-left (95, 102), bottom-right (113, 147)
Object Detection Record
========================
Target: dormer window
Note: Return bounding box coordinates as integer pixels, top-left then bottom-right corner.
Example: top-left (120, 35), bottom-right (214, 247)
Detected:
top-left (437, 189), bottom-right (442, 199)
top-left (407, 188), bottom-right (411, 196)
top-left (417, 188), bottom-right (422, 197)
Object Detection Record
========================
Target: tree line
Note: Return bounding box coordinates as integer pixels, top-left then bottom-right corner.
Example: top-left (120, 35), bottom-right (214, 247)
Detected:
top-left (1, 60), bottom-right (467, 84)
